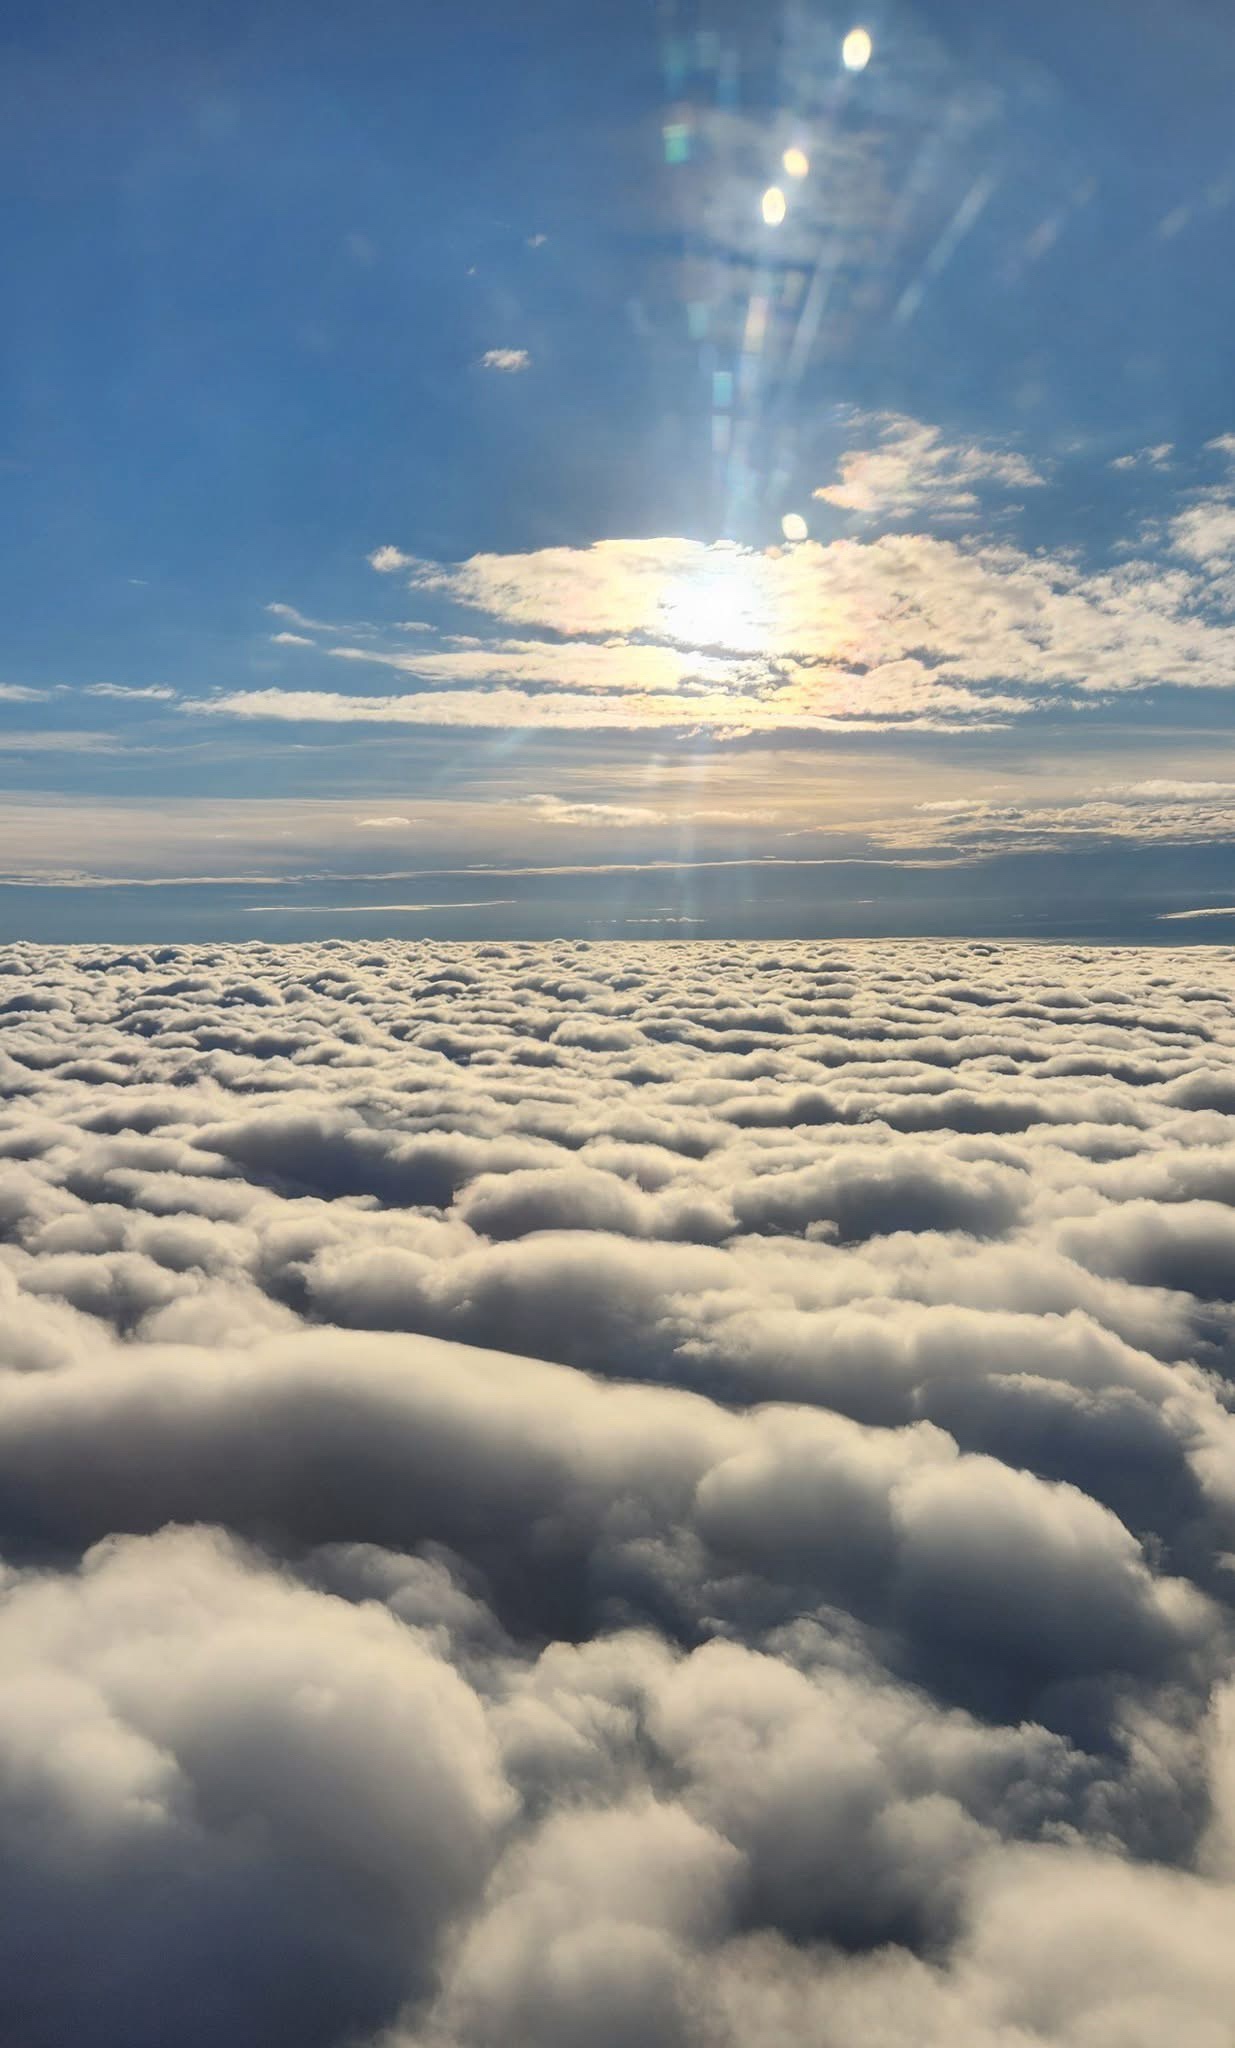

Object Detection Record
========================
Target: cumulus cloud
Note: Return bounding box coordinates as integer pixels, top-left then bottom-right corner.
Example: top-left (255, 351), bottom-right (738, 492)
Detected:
top-left (812, 411), bottom-right (1045, 518)
top-left (4, 937), bottom-right (1235, 2044)
top-left (479, 348), bottom-right (531, 373)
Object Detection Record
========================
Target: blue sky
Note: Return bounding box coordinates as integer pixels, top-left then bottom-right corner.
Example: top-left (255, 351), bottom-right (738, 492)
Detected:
top-left (3, 0), bottom-right (1235, 940)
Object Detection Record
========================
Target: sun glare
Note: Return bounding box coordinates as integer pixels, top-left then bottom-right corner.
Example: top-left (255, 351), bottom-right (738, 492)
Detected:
top-left (761, 185), bottom-right (787, 226)
top-left (656, 548), bottom-right (792, 660)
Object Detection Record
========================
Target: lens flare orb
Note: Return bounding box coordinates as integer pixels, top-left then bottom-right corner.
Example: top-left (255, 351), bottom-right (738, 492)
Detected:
top-left (842, 26), bottom-right (872, 71)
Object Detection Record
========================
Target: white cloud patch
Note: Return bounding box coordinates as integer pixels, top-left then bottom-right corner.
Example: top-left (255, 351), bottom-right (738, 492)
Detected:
top-left (523, 793), bottom-right (672, 828)
top-left (1110, 442), bottom-right (1175, 472)
top-left (265, 601), bottom-right (339, 631)
top-left (1171, 500), bottom-right (1235, 567)
top-left (480, 348), bottom-right (531, 373)
top-left (189, 682), bottom-right (1014, 736)
top-left (83, 683), bottom-right (178, 701)
top-left (813, 411), bottom-right (1045, 519)
top-left (4, 938), bottom-right (1235, 2042)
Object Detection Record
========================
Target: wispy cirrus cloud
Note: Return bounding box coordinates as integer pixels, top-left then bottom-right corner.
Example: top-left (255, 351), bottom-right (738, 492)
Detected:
top-left (243, 898), bottom-right (518, 913)
top-left (0, 728), bottom-right (147, 753)
top-left (83, 683), bottom-right (177, 701)
top-left (1157, 903), bottom-right (1235, 920)
top-left (189, 681), bottom-right (1018, 735)
top-left (1110, 443), bottom-right (1174, 472)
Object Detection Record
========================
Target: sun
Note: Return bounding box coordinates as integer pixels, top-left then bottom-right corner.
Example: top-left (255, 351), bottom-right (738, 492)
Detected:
top-left (656, 547), bottom-right (777, 656)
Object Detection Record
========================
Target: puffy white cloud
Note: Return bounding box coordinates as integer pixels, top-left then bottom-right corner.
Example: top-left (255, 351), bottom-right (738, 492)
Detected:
top-left (479, 348), bottom-right (531, 373)
top-left (813, 411), bottom-right (1045, 518)
top-left (4, 937), bottom-right (1235, 2043)
top-left (0, 1523), bottom-right (512, 2048)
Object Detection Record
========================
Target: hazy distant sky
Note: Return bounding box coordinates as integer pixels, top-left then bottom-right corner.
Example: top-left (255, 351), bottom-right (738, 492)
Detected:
top-left (3, 0), bottom-right (1235, 938)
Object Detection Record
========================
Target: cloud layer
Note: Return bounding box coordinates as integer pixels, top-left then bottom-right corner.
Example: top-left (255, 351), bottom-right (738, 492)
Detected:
top-left (3, 937), bottom-right (1235, 2044)
top-left (208, 532), bottom-right (1235, 737)
top-left (179, 422), bottom-right (1235, 740)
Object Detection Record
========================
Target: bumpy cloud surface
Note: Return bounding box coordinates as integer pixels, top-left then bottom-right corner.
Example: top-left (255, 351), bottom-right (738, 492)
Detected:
top-left (3, 938), bottom-right (1235, 2047)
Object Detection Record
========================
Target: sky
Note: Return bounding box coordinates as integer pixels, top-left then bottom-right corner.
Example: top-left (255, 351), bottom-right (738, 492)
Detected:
top-left (4, 0), bottom-right (1235, 939)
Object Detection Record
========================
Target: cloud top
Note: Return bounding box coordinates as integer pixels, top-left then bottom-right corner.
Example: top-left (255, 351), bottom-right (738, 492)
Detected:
top-left (3, 936), bottom-right (1235, 2044)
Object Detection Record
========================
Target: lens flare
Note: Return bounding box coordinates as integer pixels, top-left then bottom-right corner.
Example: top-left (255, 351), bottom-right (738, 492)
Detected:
top-left (780, 512), bottom-right (809, 542)
top-left (842, 26), bottom-right (872, 70)
top-left (761, 185), bottom-right (787, 227)
top-left (782, 146), bottom-right (810, 180)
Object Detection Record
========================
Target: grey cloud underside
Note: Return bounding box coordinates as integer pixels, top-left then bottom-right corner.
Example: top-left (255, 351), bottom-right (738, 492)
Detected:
top-left (3, 938), bottom-right (1235, 2046)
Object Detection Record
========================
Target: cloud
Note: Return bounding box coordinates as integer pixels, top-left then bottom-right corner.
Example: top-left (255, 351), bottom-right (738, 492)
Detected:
top-left (83, 683), bottom-right (178, 701)
top-left (186, 682), bottom-right (1010, 735)
top-left (343, 519), bottom-right (1235, 721)
top-left (523, 794), bottom-right (671, 828)
top-left (1170, 500), bottom-right (1235, 566)
top-left (165, 429), bottom-right (1235, 742)
top-left (265, 601), bottom-right (341, 630)
top-left (0, 1523), bottom-right (511, 2046)
top-left (243, 899), bottom-right (518, 914)
top-left (1111, 443), bottom-right (1175, 472)
top-left (479, 349), bottom-right (531, 373)
top-left (4, 937), bottom-right (1235, 2044)
top-left (812, 412), bottom-right (1045, 519)
top-left (0, 729), bottom-right (144, 753)
top-left (887, 783), bottom-right (1235, 857)
top-left (0, 684), bottom-right (49, 702)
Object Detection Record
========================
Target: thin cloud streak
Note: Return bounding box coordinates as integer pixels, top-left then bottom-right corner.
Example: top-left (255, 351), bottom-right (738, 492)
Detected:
top-left (242, 900), bottom-right (519, 914)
